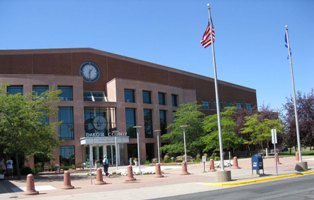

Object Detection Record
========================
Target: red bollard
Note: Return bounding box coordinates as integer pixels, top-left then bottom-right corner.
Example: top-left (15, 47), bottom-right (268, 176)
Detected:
top-left (275, 153), bottom-right (282, 165)
top-left (155, 163), bottom-right (164, 178)
top-left (24, 174), bottom-right (39, 195)
top-left (181, 161), bottom-right (189, 175)
top-left (62, 171), bottom-right (74, 189)
top-left (208, 159), bottom-right (216, 172)
top-left (125, 165), bottom-right (136, 182)
top-left (296, 151), bottom-right (299, 161)
top-left (232, 156), bottom-right (240, 169)
top-left (95, 168), bottom-right (106, 185)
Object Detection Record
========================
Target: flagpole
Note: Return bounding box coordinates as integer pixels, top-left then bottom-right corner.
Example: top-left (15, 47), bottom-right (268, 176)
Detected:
top-left (207, 3), bottom-right (224, 171)
top-left (285, 25), bottom-right (302, 162)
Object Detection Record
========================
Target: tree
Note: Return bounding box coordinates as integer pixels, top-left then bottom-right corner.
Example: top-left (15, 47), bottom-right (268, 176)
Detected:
top-left (202, 107), bottom-right (242, 153)
top-left (161, 103), bottom-right (205, 157)
top-left (283, 89), bottom-right (314, 149)
top-left (0, 86), bottom-right (60, 179)
top-left (241, 107), bottom-right (283, 150)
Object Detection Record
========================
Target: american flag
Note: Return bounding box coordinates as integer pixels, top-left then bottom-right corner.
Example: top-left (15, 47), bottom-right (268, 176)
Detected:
top-left (201, 19), bottom-right (215, 48)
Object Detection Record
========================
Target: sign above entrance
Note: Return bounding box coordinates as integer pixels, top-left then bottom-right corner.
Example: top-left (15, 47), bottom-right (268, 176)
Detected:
top-left (85, 131), bottom-right (127, 137)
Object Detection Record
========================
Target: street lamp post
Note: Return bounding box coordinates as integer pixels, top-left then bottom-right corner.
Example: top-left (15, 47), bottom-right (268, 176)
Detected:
top-left (180, 125), bottom-right (188, 163)
top-left (154, 130), bottom-right (161, 163)
top-left (133, 125), bottom-right (142, 173)
top-left (112, 130), bottom-right (119, 170)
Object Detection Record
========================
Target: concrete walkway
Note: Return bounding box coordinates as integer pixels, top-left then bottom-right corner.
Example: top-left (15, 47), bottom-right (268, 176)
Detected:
top-left (0, 156), bottom-right (313, 200)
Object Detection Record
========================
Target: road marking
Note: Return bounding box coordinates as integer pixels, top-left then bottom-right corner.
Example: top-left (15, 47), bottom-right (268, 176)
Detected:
top-left (206, 170), bottom-right (314, 186)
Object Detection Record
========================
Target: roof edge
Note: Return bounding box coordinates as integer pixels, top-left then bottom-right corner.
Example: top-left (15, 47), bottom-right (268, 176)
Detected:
top-left (0, 48), bottom-right (256, 93)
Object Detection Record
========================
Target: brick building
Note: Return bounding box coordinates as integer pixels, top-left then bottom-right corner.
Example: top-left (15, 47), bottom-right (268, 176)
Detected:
top-left (0, 48), bottom-right (257, 168)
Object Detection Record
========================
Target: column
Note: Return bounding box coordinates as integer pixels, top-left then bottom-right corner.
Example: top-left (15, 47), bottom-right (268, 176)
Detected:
top-left (89, 145), bottom-right (93, 168)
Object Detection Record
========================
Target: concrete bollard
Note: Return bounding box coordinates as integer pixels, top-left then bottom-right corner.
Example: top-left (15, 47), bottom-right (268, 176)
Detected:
top-left (155, 163), bottom-right (164, 178)
top-left (125, 165), bottom-right (136, 182)
top-left (232, 157), bottom-right (240, 169)
top-left (95, 168), bottom-right (106, 185)
top-left (275, 153), bottom-right (282, 165)
top-left (24, 174), bottom-right (39, 195)
top-left (208, 159), bottom-right (216, 172)
top-left (296, 151), bottom-right (299, 161)
top-left (181, 161), bottom-right (189, 175)
top-left (62, 171), bottom-right (74, 189)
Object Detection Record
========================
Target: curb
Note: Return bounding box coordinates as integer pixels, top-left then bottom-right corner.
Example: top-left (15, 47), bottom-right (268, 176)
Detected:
top-left (207, 170), bottom-right (314, 186)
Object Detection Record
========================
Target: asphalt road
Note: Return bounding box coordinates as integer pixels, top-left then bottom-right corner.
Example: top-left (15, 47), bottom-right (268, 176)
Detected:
top-left (155, 174), bottom-right (314, 200)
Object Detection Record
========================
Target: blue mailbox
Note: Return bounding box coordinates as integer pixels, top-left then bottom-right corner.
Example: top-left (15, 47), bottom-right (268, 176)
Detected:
top-left (251, 154), bottom-right (264, 175)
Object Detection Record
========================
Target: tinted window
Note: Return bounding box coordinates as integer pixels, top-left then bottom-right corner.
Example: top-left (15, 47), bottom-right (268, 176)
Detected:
top-left (143, 90), bottom-right (152, 104)
top-left (33, 85), bottom-right (49, 95)
top-left (158, 92), bottom-right (166, 105)
top-left (159, 110), bottom-right (167, 135)
top-left (7, 85), bottom-right (23, 95)
top-left (125, 108), bottom-right (136, 138)
top-left (171, 94), bottom-right (178, 107)
top-left (58, 86), bottom-right (73, 101)
top-left (125, 89), bottom-right (135, 103)
top-left (60, 146), bottom-right (75, 166)
top-left (59, 107), bottom-right (74, 140)
top-left (144, 109), bottom-right (153, 138)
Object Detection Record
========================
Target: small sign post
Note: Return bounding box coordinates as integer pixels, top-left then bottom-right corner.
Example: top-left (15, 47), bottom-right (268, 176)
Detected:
top-left (202, 156), bottom-right (207, 172)
top-left (271, 129), bottom-right (278, 175)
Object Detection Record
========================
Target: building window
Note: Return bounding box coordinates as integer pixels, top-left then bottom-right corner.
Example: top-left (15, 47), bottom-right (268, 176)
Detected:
top-left (159, 110), bottom-right (167, 135)
top-left (144, 109), bottom-right (153, 138)
top-left (58, 107), bottom-right (74, 140)
top-left (125, 89), bottom-right (135, 103)
top-left (59, 146), bottom-right (75, 167)
top-left (236, 103), bottom-right (242, 109)
top-left (32, 85), bottom-right (49, 95)
top-left (171, 94), bottom-right (178, 107)
top-left (58, 86), bottom-right (73, 101)
top-left (84, 91), bottom-right (107, 102)
top-left (245, 103), bottom-right (252, 111)
top-left (125, 108), bottom-right (136, 138)
top-left (127, 144), bottom-right (138, 161)
top-left (225, 102), bottom-right (233, 107)
top-left (143, 90), bottom-right (152, 104)
top-left (7, 85), bottom-right (23, 95)
top-left (158, 92), bottom-right (166, 105)
top-left (202, 101), bottom-right (210, 110)
top-left (146, 143), bottom-right (155, 162)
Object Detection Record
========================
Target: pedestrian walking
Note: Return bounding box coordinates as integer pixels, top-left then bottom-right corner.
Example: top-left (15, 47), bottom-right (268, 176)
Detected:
top-left (6, 159), bottom-right (13, 178)
top-left (102, 155), bottom-right (109, 176)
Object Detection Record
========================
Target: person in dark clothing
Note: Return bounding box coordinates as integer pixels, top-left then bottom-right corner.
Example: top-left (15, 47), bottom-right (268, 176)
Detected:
top-left (102, 155), bottom-right (109, 176)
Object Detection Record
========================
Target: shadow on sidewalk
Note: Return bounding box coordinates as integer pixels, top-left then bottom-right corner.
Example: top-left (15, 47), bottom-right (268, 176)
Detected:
top-left (0, 180), bottom-right (22, 193)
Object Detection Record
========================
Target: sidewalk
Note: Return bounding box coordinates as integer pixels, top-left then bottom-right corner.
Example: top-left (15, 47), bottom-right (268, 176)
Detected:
top-left (0, 156), bottom-right (313, 200)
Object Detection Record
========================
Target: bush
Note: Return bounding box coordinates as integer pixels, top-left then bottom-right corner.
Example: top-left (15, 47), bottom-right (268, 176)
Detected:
top-left (195, 154), bottom-right (201, 162)
top-left (163, 155), bottom-right (170, 163)
top-left (21, 166), bottom-right (33, 175)
top-left (61, 166), bottom-right (71, 170)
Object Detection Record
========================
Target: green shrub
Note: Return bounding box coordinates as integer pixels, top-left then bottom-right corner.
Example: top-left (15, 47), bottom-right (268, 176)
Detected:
top-left (163, 154), bottom-right (170, 163)
top-left (195, 154), bottom-right (201, 162)
top-left (21, 166), bottom-right (33, 175)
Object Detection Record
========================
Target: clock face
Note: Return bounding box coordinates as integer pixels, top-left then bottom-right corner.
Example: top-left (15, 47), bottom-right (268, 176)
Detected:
top-left (80, 62), bottom-right (100, 82)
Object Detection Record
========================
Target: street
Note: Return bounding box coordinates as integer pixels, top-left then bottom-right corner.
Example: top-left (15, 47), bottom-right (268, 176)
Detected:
top-left (157, 174), bottom-right (314, 200)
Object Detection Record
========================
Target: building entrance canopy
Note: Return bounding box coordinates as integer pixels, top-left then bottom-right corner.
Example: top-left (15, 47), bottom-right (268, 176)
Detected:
top-left (80, 135), bottom-right (129, 145)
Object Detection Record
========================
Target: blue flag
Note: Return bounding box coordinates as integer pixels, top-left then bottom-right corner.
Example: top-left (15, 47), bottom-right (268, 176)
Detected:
top-left (285, 32), bottom-right (288, 48)
top-left (285, 32), bottom-right (291, 58)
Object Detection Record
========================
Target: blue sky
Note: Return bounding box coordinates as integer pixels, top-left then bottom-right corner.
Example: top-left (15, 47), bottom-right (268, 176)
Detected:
top-left (0, 0), bottom-right (313, 111)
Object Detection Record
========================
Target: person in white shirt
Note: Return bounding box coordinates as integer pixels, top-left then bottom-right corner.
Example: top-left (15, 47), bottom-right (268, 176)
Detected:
top-left (102, 155), bottom-right (109, 176)
top-left (6, 159), bottom-right (13, 177)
